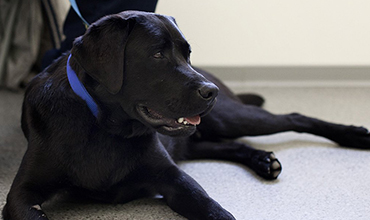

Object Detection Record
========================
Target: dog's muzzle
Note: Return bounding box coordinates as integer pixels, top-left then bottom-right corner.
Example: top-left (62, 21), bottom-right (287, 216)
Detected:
top-left (135, 83), bottom-right (218, 136)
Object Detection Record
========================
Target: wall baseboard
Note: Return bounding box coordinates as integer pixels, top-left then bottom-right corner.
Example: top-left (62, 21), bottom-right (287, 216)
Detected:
top-left (199, 66), bottom-right (370, 88)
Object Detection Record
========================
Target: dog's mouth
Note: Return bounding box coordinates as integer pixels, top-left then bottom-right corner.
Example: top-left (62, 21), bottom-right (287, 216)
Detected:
top-left (136, 105), bottom-right (210, 136)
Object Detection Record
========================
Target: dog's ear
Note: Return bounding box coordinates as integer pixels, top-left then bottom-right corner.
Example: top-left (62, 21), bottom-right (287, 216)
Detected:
top-left (167, 16), bottom-right (177, 25)
top-left (71, 15), bottom-right (135, 94)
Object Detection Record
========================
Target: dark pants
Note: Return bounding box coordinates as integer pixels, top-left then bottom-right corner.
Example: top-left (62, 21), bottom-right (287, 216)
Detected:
top-left (42, 0), bottom-right (158, 69)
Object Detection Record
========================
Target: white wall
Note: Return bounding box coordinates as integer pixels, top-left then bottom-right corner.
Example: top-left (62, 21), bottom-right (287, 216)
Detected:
top-left (156, 0), bottom-right (370, 66)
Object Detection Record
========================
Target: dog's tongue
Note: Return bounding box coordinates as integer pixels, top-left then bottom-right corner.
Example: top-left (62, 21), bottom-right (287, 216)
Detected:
top-left (185, 115), bottom-right (201, 125)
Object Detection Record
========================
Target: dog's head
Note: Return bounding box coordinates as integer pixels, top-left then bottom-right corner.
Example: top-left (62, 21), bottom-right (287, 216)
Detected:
top-left (71, 11), bottom-right (218, 136)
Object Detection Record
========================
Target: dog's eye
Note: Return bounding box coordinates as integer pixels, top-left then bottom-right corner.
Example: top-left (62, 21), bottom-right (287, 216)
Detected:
top-left (153, 52), bottom-right (164, 59)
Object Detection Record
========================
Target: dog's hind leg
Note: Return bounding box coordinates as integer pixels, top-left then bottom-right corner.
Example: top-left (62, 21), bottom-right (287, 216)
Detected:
top-left (187, 140), bottom-right (282, 180)
top-left (198, 95), bottom-right (370, 149)
top-left (236, 93), bottom-right (265, 107)
top-left (197, 67), bottom-right (370, 149)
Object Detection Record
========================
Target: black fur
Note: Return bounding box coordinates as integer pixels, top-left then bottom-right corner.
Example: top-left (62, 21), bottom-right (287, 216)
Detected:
top-left (3, 11), bottom-right (370, 220)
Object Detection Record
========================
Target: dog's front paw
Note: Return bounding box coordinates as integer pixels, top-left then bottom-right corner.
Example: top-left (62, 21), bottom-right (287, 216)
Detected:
top-left (2, 204), bottom-right (49, 220)
top-left (249, 151), bottom-right (282, 180)
top-left (208, 211), bottom-right (236, 220)
top-left (207, 203), bottom-right (236, 220)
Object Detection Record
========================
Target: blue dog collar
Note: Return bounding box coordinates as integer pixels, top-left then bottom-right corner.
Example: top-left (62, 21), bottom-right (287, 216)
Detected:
top-left (66, 54), bottom-right (99, 118)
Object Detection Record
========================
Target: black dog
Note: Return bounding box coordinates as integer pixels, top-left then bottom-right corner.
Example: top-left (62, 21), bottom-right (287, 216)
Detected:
top-left (3, 11), bottom-right (370, 220)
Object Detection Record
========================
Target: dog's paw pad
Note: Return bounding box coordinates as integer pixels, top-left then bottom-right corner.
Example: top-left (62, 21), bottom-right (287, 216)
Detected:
top-left (251, 151), bottom-right (282, 180)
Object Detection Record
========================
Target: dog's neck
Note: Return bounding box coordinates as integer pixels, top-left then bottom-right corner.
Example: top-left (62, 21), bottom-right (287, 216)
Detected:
top-left (67, 54), bottom-right (100, 118)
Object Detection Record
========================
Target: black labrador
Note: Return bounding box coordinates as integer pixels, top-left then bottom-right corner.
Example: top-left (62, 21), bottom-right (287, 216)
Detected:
top-left (3, 11), bottom-right (370, 220)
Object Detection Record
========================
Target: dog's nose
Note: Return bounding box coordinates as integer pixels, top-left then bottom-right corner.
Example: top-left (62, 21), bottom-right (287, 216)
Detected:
top-left (198, 83), bottom-right (219, 101)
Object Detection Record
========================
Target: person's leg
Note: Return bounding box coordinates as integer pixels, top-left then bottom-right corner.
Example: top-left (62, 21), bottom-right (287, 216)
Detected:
top-left (42, 0), bottom-right (158, 69)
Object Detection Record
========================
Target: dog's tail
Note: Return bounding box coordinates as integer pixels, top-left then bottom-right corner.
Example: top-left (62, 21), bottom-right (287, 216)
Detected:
top-left (236, 93), bottom-right (265, 107)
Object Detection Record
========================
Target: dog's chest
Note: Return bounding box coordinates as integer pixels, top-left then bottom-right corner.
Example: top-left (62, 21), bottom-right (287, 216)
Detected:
top-left (66, 132), bottom-right (158, 190)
